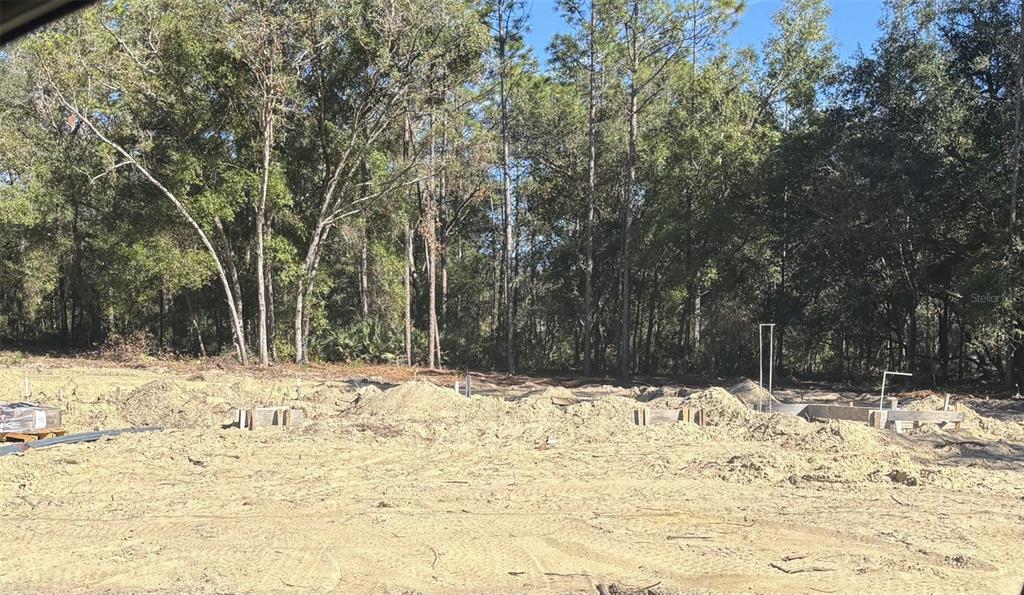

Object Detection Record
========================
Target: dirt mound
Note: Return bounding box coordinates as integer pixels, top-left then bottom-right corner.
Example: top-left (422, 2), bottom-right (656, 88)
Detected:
top-left (635, 386), bottom-right (680, 402)
top-left (898, 392), bottom-right (1024, 440)
top-left (641, 387), bottom-right (751, 425)
top-left (746, 412), bottom-right (812, 443)
top-left (352, 384), bottom-right (385, 403)
top-left (682, 387), bottom-right (751, 425)
top-left (533, 386), bottom-right (580, 405)
top-left (110, 379), bottom-right (231, 429)
top-left (728, 378), bottom-right (771, 405)
top-left (342, 380), bottom-right (705, 445)
top-left (352, 380), bottom-right (464, 419)
top-left (744, 412), bottom-right (889, 453)
top-left (899, 391), bottom-right (949, 411)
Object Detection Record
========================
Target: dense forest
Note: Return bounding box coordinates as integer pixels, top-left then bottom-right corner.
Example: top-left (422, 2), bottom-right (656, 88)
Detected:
top-left (0, 0), bottom-right (1022, 385)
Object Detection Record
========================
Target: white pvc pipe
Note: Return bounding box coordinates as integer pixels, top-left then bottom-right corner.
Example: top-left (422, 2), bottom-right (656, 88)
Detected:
top-left (880, 370), bottom-right (912, 411)
top-left (758, 326), bottom-right (763, 412)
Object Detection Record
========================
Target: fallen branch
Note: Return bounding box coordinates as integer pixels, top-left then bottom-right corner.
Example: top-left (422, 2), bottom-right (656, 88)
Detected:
top-left (935, 437), bottom-right (989, 448)
top-left (768, 562), bottom-right (835, 574)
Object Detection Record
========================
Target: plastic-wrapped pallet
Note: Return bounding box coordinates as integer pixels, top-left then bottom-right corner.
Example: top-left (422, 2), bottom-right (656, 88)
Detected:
top-left (0, 402), bottom-right (62, 433)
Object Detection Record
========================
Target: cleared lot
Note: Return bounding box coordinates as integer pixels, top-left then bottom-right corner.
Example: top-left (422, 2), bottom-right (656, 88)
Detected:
top-left (1, 358), bottom-right (1022, 593)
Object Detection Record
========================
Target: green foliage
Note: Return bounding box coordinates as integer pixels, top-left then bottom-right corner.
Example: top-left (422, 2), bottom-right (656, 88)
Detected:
top-left (0, 0), bottom-right (1022, 387)
top-left (317, 318), bottom-right (409, 363)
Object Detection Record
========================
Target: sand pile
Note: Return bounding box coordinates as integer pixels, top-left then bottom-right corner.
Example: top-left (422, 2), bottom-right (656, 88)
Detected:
top-left (680, 387), bottom-right (751, 425)
top-left (728, 378), bottom-right (771, 405)
top-left (642, 387), bottom-right (747, 419)
top-left (341, 380), bottom-right (703, 445)
top-left (956, 406), bottom-right (1023, 440)
top-left (899, 391), bottom-right (949, 411)
top-left (105, 380), bottom-right (231, 429)
top-left (533, 386), bottom-right (580, 405)
top-left (41, 377), bottom-right (336, 431)
top-left (897, 392), bottom-right (1024, 440)
top-left (742, 409), bottom-right (889, 453)
top-left (635, 386), bottom-right (680, 402)
top-left (351, 380), bottom-right (464, 418)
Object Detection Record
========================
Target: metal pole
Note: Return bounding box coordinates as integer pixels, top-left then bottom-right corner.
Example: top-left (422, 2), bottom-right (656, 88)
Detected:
top-left (758, 325), bottom-right (764, 412)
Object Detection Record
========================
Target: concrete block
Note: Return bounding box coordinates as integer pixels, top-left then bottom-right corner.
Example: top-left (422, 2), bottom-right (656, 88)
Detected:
top-left (235, 406), bottom-right (304, 429)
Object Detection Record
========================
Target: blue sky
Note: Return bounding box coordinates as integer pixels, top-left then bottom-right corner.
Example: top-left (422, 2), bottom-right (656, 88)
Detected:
top-left (523, 0), bottom-right (886, 69)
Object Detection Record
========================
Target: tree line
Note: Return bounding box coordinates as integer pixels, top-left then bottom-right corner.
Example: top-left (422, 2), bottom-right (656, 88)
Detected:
top-left (1, 0), bottom-right (1023, 386)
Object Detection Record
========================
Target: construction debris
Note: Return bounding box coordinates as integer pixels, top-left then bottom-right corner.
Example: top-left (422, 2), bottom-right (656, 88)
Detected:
top-left (0, 426), bottom-right (162, 457)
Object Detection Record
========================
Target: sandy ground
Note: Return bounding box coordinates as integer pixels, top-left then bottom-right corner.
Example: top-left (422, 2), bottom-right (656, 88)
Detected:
top-left (1, 356), bottom-right (1023, 594)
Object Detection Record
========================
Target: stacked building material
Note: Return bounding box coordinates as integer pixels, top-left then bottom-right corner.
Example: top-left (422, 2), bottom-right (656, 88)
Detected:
top-left (0, 402), bottom-right (62, 434)
top-left (632, 406), bottom-right (705, 427)
top-left (233, 406), bottom-right (304, 429)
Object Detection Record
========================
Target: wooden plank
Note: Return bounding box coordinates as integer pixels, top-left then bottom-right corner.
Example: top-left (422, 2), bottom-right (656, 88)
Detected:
top-left (1, 429), bottom-right (67, 443)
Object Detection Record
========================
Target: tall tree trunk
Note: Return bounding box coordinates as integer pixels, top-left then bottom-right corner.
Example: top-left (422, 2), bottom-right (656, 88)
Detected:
top-left (441, 245), bottom-right (448, 335)
top-left (498, 3), bottom-right (516, 375)
top-left (939, 290), bottom-right (950, 383)
top-left (423, 113), bottom-right (441, 369)
top-left (185, 293), bottom-right (207, 358)
top-left (294, 226), bottom-right (325, 363)
top-left (907, 301), bottom-right (918, 375)
top-left (266, 218), bottom-right (277, 360)
top-left (425, 222), bottom-right (439, 369)
top-left (778, 187), bottom-right (787, 375)
top-left (439, 124), bottom-right (450, 337)
top-left (59, 273), bottom-right (68, 340)
top-left (643, 272), bottom-right (657, 373)
top-left (214, 216), bottom-right (245, 339)
top-left (620, 0), bottom-right (639, 378)
top-left (256, 108), bottom-right (273, 366)
top-left (1008, 0), bottom-right (1024, 387)
top-left (360, 224), bottom-right (369, 319)
top-left (1012, 0), bottom-right (1024, 230)
top-left (59, 98), bottom-right (248, 364)
top-left (692, 290), bottom-right (701, 348)
top-left (583, 0), bottom-right (598, 376)
top-left (158, 276), bottom-right (166, 349)
top-left (491, 204), bottom-right (501, 363)
top-left (405, 223), bottom-right (414, 365)
top-left (294, 277), bottom-right (307, 363)
top-left (301, 246), bottom-right (327, 362)
top-left (620, 72), bottom-right (638, 378)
